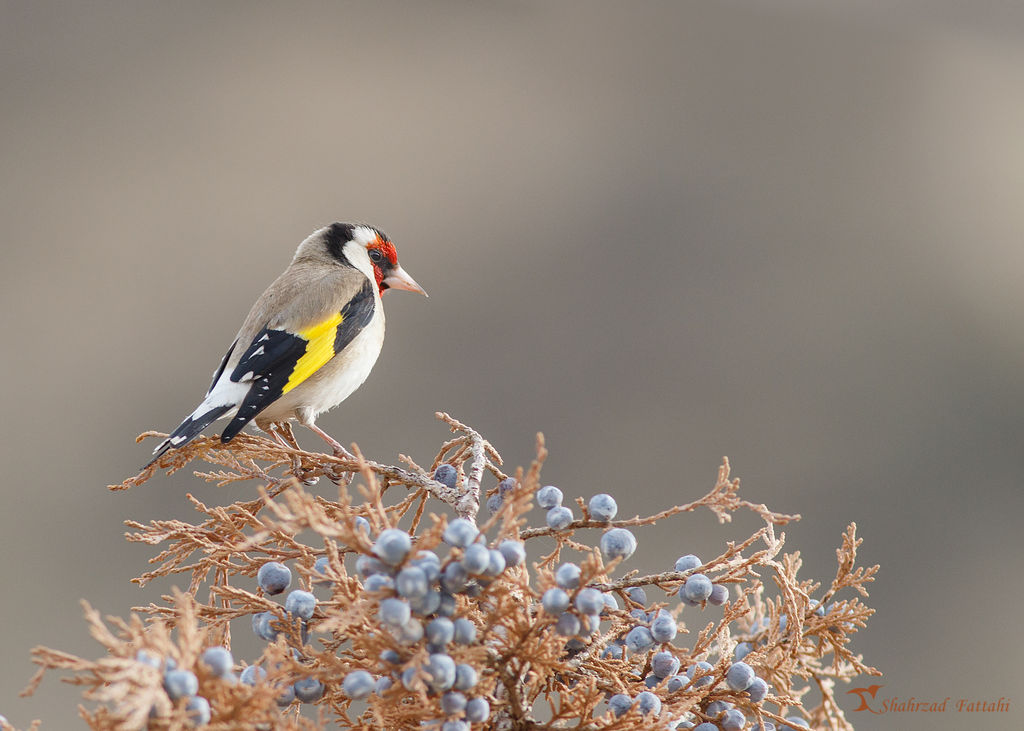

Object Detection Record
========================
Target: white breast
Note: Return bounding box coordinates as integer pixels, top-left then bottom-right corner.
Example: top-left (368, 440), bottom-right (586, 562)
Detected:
top-left (257, 300), bottom-right (386, 424)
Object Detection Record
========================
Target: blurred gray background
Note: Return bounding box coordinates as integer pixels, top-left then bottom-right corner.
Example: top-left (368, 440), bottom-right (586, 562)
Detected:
top-left (2, 2), bottom-right (1022, 729)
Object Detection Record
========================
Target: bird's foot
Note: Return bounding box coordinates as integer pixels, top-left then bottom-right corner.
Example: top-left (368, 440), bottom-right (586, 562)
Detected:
top-left (266, 423), bottom-right (320, 486)
top-left (326, 467), bottom-right (355, 487)
top-left (332, 444), bottom-right (356, 460)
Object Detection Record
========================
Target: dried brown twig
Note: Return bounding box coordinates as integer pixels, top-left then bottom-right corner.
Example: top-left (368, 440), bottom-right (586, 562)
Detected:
top-left (21, 413), bottom-right (879, 731)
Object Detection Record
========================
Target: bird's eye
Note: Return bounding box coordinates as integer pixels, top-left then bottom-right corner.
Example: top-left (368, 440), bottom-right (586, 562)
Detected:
top-left (368, 249), bottom-right (383, 264)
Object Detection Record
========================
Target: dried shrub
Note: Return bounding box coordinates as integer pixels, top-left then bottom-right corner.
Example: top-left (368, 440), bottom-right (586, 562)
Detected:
top-left (19, 413), bottom-right (879, 731)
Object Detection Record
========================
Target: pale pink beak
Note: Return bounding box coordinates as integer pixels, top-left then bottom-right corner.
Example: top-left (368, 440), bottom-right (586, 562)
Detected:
top-left (383, 265), bottom-right (428, 296)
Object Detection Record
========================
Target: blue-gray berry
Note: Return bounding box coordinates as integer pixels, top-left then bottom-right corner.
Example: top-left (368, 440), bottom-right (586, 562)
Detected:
top-left (379, 598), bottom-right (412, 627)
top-left (555, 612), bottom-right (581, 636)
top-left (376, 676), bottom-right (394, 695)
top-left (602, 592), bottom-right (619, 613)
top-left (465, 697), bottom-right (490, 723)
top-left (608, 693), bottom-right (632, 717)
top-left (626, 587), bottom-right (647, 605)
top-left (454, 663), bottom-right (479, 691)
top-left (674, 554), bottom-right (702, 573)
top-left (781, 717), bottom-right (809, 729)
top-left (635, 691), bottom-right (661, 715)
top-left (442, 722), bottom-right (469, 731)
top-left (542, 588), bottom-right (571, 614)
top-left (681, 574), bottom-right (713, 604)
top-left (600, 528), bottom-right (637, 560)
top-left (437, 591), bottom-right (457, 617)
top-left (285, 590), bottom-right (317, 620)
top-left (395, 617), bottom-right (424, 645)
top-left (411, 551), bottom-right (442, 582)
top-left (726, 661), bottom-right (755, 691)
top-left (708, 584), bottom-right (729, 606)
top-left (687, 661), bottom-right (714, 687)
top-left (486, 494), bottom-right (504, 515)
top-left (185, 695), bottom-right (210, 724)
top-left (722, 709), bottom-right (746, 730)
top-left (624, 626), bottom-right (655, 653)
top-left (410, 587), bottom-right (442, 616)
top-left (240, 665), bottom-right (265, 685)
top-left (443, 518), bottom-right (479, 548)
top-left (498, 477), bottom-right (517, 497)
top-left (312, 556), bottom-right (332, 586)
top-left (441, 691), bottom-right (467, 715)
top-left (746, 676), bottom-right (769, 702)
top-left (200, 647), bottom-right (233, 677)
top-left (364, 573), bottom-right (395, 593)
top-left (536, 485), bottom-right (563, 509)
top-left (462, 543), bottom-right (490, 574)
top-left (546, 505), bottom-right (574, 530)
top-left (426, 617), bottom-right (455, 646)
top-left (434, 464), bottom-right (458, 489)
top-left (401, 666), bottom-right (421, 691)
top-left (257, 561), bottom-right (291, 595)
top-left (136, 649), bottom-right (161, 669)
top-left (356, 554), bottom-right (392, 578)
top-left (588, 493), bottom-right (617, 521)
top-left (666, 674), bottom-right (688, 692)
top-left (342, 671), bottom-right (373, 699)
top-left (163, 669), bottom-right (198, 699)
top-left (441, 561), bottom-right (470, 593)
top-left (373, 528), bottom-right (412, 566)
top-left (425, 653), bottom-right (457, 691)
top-left (484, 549), bottom-right (506, 577)
top-left (276, 684), bottom-right (296, 707)
top-left (396, 566), bottom-right (430, 599)
top-left (734, 642), bottom-right (752, 661)
top-left (651, 650), bottom-right (681, 678)
top-left (554, 562), bottom-right (581, 590)
top-left (575, 587), bottom-right (605, 615)
top-left (251, 611), bottom-right (279, 642)
top-left (706, 700), bottom-right (731, 716)
top-left (354, 516), bottom-right (371, 534)
top-left (602, 643), bottom-right (624, 660)
top-left (650, 612), bottom-right (678, 643)
top-left (453, 617), bottom-right (477, 645)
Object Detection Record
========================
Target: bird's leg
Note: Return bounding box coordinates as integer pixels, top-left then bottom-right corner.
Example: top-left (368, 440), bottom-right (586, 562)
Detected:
top-left (277, 421), bottom-right (300, 450)
top-left (297, 416), bottom-right (353, 486)
top-left (264, 422), bottom-right (318, 486)
top-left (305, 422), bottom-right (355, 460)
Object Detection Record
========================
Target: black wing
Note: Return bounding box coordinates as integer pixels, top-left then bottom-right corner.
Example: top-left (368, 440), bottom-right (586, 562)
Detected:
top-left (219, 279), bottom-right (376, 442)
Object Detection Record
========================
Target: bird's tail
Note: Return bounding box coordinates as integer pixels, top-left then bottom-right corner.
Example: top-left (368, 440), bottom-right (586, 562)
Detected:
top-left (145, 404), bottom-right (232, 468)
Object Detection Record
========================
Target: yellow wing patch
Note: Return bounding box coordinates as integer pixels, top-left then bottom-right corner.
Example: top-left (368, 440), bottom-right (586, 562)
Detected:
top-left (282, 312), bottom-right (343, 394)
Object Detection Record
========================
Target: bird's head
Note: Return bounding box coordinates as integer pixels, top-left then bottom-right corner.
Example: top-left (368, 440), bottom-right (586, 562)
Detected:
top-left (303, 222), bottom-right (427, 297)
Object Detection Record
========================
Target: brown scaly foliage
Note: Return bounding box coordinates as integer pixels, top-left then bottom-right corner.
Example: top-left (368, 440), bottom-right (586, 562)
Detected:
top-left (19, 413), bottom-right (879, 731)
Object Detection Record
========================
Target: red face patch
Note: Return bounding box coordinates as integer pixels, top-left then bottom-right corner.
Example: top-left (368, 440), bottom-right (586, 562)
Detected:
top-left (368, 235), bottom-right (399, 292)
top-left (371, 236), bottom-right (398, 267)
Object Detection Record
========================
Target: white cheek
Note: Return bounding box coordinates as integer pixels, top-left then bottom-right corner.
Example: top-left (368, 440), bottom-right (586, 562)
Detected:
top-left (342, 240), bottom-right (376, 281)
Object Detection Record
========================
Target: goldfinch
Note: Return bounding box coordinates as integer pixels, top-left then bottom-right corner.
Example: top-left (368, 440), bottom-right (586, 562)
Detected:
top-left (148, 222), bottom-right (426, 465)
